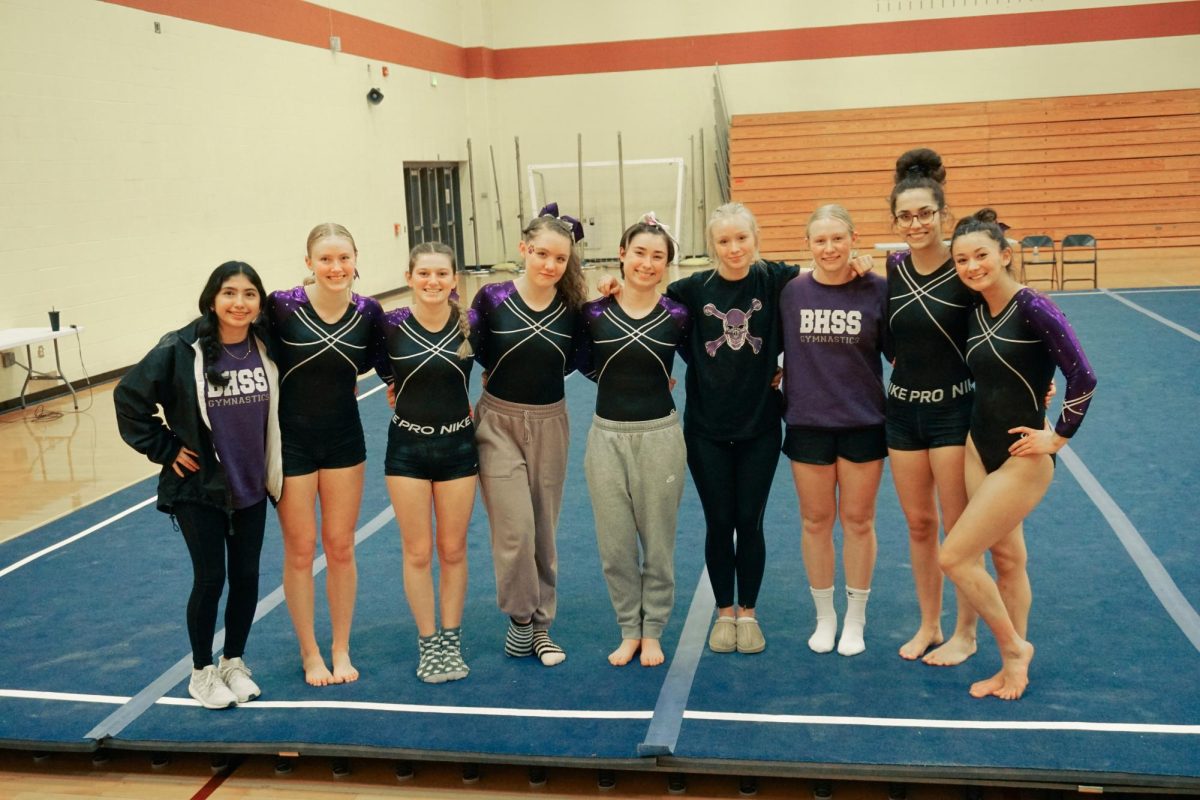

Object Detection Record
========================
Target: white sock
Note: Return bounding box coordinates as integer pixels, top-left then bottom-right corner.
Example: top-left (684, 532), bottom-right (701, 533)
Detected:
top-left (838, 586), bottom-right (871, 656)
top-left (808, 586), bottom-right (837, 653)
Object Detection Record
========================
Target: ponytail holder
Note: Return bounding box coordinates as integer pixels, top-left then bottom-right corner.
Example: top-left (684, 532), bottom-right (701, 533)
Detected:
top-left (640, 211), bottom-right (679, 247)
top-left (538, 202), bottom-right (585, 243)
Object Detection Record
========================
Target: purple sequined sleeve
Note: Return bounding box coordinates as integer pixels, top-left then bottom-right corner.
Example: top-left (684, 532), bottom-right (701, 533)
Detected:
top-left (1019, 291), bottom-right (1097, 439)
top-left (575, 299), bottom-right (606, 381)
top-left (470, 281), bottom-right (517, 370)
top-left (664, 296), bottom-right (692, 364)
top-left (356, 295), bottom-right (390, 381)
top-left (466, 306), bottom-right (482, 359)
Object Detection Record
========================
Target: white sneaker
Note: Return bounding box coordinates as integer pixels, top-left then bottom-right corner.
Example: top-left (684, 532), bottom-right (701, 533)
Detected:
top-left (189, 665), bottom-right (237, 709)
top-left (217, 656), bottom-right (261, 703)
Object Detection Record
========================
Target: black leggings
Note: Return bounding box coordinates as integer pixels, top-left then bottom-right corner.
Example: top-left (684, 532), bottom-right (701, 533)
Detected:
top-left (175, 499), bottom-right (267, 669)
top-left (685, 426), bottom-right (782, 609)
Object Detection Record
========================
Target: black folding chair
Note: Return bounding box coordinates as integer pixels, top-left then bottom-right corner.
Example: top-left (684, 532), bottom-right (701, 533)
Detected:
top-left (1060, 234), bottom-right (1098, 289)
top-left (1019, 235), bottom-right (1059, 289)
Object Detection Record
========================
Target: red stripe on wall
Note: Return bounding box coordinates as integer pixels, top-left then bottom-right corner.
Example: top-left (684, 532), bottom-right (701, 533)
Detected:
top-left (103, 0), bottom-right (470, 75)
top-left (102, 0), bottom-right (1200, 80)
top-left (493, 2), bottom-right (1200, 77)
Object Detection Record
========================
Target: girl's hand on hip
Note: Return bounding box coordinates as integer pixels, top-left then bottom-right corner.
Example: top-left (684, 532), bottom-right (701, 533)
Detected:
top-left (172, 446), bottom-right (201, 477)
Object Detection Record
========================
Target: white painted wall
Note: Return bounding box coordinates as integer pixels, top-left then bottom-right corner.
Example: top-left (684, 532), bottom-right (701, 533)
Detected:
top-left (1, 0), bottom-right (1196, 404)
top-left (0, 0), bottom-right (475, 402)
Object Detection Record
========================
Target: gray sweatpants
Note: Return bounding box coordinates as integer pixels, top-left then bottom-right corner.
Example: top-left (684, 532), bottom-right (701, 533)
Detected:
top-left (583, 413), bottom-right (686, 640)
top-left (475, 390), bottom-right (569, 630)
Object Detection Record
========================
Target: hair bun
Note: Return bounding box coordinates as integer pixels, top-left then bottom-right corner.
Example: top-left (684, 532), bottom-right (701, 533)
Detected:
top-left (894, 148), bottom-right (946, 185)
top-left (973, 207), bottom-right (999, 224)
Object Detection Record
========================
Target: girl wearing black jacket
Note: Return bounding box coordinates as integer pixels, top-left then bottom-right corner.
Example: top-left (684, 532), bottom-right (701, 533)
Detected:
top-left (115, 261), bottom-right (282, 710)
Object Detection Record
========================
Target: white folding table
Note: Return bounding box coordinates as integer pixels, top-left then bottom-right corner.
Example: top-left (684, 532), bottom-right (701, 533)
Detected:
top-left (0, 327), bottom-right (85, 409)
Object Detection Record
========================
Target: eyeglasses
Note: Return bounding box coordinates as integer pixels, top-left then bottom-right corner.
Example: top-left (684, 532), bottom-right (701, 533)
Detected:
top-left (894, 207), bottom-right (939, 227)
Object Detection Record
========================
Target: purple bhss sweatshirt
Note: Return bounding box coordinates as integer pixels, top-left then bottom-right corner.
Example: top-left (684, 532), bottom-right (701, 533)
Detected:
top-left (780, 271), bottom-right (891, 430)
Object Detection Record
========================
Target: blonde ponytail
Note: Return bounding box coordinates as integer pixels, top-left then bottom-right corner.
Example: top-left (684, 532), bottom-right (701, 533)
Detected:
top-left (450, 297), bottom-right (473, 359)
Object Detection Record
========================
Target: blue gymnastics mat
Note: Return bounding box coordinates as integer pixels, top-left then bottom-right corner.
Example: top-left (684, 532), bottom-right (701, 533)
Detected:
top-left (1, 288), bottom-right (1197, 790)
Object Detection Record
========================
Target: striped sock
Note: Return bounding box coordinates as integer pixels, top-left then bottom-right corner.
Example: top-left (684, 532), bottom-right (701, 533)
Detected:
top-left (531, 629), bottom-right (566, 667)
top-left (504, 618), bottom-right (533, 657)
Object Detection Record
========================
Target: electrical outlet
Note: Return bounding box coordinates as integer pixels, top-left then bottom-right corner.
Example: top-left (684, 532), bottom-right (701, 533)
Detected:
top-left (1, 351), bottom-right (14, 368)
top-left (37, 345), bottom-right (45, 358)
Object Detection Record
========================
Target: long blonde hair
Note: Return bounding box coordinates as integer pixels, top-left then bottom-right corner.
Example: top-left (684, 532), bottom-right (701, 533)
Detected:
top-left (408, 241), bottom-right (472, 359)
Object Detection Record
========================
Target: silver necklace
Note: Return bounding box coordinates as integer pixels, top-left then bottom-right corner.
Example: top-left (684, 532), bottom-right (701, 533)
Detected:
top-left (222, 339), bottom-right (252, 360)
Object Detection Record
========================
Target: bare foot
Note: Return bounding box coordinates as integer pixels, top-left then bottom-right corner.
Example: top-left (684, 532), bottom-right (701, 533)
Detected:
top-left (331, 649), bottom-right (359, 684)
top-left (968, 640), bottom-right (1033, 700)
top-left (640, 638), bottom-right (664, 667)
top-left (922, 633), bottom-right (977, 667)
top-left (898, 627), bottom-right (943, 660)
top-left (303, 653), bottom-right (333, 687)
top-left (969, 670), bottom-right (1004, 698)
top-left (992, 640), bottom-right (1034, 700)
top-left (608, 639), bottom-right (640, 666)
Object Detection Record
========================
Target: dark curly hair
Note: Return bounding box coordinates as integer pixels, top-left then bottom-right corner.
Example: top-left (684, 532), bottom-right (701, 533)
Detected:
top-left (889, 148), bottom-right (948, 219)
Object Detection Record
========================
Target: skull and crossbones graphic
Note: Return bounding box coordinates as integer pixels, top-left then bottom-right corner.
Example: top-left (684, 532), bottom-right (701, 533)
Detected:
top-left (703, 299), bottom-right (763, 356)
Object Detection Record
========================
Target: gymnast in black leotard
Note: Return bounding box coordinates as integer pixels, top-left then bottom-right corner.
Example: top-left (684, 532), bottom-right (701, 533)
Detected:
top-left (884, 148), bottom-right (981, 666)
top-left (267, 223), bottom-right (386, 687)
top-left (381, 241), bottom-right (480, 685)
top-left (938, 208), bottom-right (1096, 701)
top-left (966, 290), bottom-right (1093, 473)
top-left (578, 215), bottom-right (690, 669)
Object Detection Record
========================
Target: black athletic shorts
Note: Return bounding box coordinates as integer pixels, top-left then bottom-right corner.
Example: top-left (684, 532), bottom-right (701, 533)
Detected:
top-left (384, 420), bottom-right (478, 481)
top-left (885, 394), bottom-right (972, 451)
top-left (281, 414), bottom-right (366, 476)
top-left (783, 425), bottom-right (887, 466)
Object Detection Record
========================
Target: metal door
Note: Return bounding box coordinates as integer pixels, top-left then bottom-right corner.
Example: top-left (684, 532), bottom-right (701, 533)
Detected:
top-left (404, 163), bottom-right (466, 266)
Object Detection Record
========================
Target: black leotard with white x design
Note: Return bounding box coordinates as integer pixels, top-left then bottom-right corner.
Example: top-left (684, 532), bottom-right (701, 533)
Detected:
top-left (380, 307), bottom-right (479, 433)
top-left (266, 287), bottom-right (386, 421)
top-left (470, 281), bottom-right (578, 405)
top-left (887, 251), bottom-right (974, 403)
top-left (577, 296), bottom-right (691, 421)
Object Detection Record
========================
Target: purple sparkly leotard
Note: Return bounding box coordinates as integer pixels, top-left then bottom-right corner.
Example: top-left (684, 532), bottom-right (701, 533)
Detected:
top-left (576, 295), bottom-right (691, 422)
top-left (266, 287), bottom-right (386, 422)
top-left (470, 281), bottom-right (579, 405)
top-left (965, 288), bottom-right (1096, 473)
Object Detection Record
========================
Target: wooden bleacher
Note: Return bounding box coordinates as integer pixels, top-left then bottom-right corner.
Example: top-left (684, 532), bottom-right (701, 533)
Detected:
top-left (730, 89), bottom-right (1200, 280)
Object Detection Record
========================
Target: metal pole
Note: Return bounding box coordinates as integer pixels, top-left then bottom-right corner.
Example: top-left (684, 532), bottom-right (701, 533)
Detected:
top-left (466, 139), bottom-right (480, 270)
top-left (490, 144), bottom-right (507, 257)
top-left (515, 136), bottom-right (525, 232)
top-left (699, 127), bottom-right (708, 226)
top-left (689, 133), bottom-right (697, 256)
top-left (617, 131), bottom-right (626, 233)
top-left (576, 133), bottom-right (584, 227)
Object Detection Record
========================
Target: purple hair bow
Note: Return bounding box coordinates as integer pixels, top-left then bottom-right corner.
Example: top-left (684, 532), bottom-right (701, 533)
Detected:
top-left (539, 202), bottom-right (585, 243)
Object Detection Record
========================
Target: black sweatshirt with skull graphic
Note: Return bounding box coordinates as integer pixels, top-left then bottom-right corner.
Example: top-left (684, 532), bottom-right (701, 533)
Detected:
top-left (666, 260), bottom-right (797, 440)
